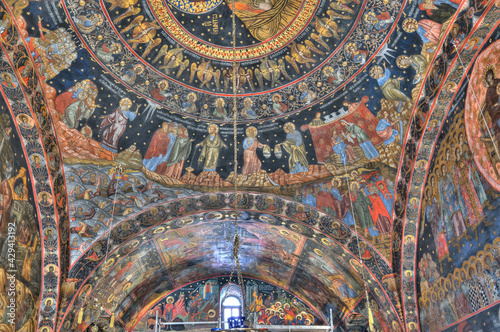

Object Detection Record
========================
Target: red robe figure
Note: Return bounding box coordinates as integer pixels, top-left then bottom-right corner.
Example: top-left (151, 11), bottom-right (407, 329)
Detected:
top-left (242, 126), bottom-right (264, 175)
top-left (143, 122), bottom-right (171, 173)
top-left (367, 189), bottom-right (392, 235)
top-left (110, 260), bottom-right (135, 287)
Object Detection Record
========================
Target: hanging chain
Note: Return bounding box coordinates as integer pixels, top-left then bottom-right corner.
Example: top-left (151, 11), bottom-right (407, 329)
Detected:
top-left (220, 0), bottom-right (247, 320)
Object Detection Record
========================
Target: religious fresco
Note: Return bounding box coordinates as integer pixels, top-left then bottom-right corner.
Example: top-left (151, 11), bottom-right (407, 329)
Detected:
top-left (439, 301), bottom-right (500, 332)
top-left (464, 39), bottom-right (500, 191)
top-left (58, 202), bottom-right (401, 331)
top-left (65, 163), bottom-right (201, 264)
top-left (416, 91), bottom-right (500, 329)
top-left (0, 64), bottom-right (42, 330)
top-left (3, 0), bottom-right (499, 327)
top-left (134, 277), bottom-right (323, 331)
top-left (411, 17), bottom-right (500, 332)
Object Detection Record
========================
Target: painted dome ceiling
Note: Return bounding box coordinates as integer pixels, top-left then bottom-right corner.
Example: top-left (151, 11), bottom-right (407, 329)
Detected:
top-left (2, 0), bottom-right (500, 331)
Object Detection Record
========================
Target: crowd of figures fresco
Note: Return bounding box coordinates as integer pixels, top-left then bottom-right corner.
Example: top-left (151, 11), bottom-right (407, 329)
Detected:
top-left (56, 204), bottom-right (402, 332)
top-left (416, 32), bottom-right (500, 332)
top-left (66, 164), bottom-right (201, 263)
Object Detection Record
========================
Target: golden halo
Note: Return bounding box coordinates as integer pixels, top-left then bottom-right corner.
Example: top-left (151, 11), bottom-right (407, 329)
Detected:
top-left (396, 55), bottom-right (411, 69)
top-left (482, 64), bottom-right (497, 87)
top-left (321, 238), bottom-right (331, 246)
top-left (314, 248), bottom-right (324, 256)
top-left (154, 226), bottom-right (165, 234)
top-left (402, 18), bottom-right (418, 33)
top-left (369, 65), bottom-right (383, 78)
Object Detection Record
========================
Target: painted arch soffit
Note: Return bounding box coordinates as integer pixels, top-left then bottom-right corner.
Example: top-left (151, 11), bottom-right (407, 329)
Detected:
top-left (59, 204), bottom-right (401, 331)
top-left (401, 2), bottom-right (500, 332)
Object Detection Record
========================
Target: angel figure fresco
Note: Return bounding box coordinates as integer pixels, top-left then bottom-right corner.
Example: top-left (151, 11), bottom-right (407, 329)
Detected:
top-left (376, 110), bottom-right (399, 146)
top-left (153, 45), bottom-right (189, 78)
top-left (276, 123), bottom-right (308, 174)
top-left (228, 0), bottom-right (301, 41)
top-left (402, 18), bottom-right (441, 46)
top-left (452, 146), bottom-right (485, 226)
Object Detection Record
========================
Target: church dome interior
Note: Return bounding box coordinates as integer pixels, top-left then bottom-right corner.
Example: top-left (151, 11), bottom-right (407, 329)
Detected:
top-left (0, 0), bottom-right (500, 331)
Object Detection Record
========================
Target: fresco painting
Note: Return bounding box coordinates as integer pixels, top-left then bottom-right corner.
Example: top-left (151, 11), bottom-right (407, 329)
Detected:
top-left (0, 65), bottom-right (41, 330)
top-left (2, 0), bottom-right (500, 328)
top-left (156, 220), bottom-right (303, 289)
top-left (416, 26), bottom-right (500, 332)
top-left (57, 205), bottom-right (400, 331)
top-left (134, 277), bottom-right (323, 331)
top-left (66, 164), bottom-right (201, 264)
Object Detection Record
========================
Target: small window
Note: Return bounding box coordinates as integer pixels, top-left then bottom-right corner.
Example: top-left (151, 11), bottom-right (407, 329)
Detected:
top-left (222, 296), bottom-right (241, 328)
top-left (223, 296), bottom-right (241, 307)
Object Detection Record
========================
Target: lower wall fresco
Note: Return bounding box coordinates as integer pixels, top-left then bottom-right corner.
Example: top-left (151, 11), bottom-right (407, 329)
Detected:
top-left (419, 238), bottom-right (500, 331)
top-left (134, 277), bottom-right (323, 331)
top-left (440, 301), bottom-right (500, 332)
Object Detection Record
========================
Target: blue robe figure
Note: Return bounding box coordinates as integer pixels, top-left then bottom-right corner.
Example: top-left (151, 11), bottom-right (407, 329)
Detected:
top-left (303, 191), bottom-right (317, 208)
top-left (341, 120), bottom-right (379, 160)
top-left (377, 183), bottom-right (393, 216)
top-left (332, 136), bottom-right (348, 164)
top-left (376, 118), bottom-right (398, 145)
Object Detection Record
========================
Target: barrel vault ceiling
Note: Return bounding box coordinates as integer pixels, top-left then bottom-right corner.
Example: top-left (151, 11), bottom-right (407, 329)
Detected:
top-left (0, 0), bottom-right (499, 331)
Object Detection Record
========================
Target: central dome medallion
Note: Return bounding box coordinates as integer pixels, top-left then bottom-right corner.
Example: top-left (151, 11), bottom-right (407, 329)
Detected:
top-left (150, 0), bottom-right (316, 60)
top-left (101, 0), bottom-right (362, 95)
top-left (67, 0), bottom-right (404, 122)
